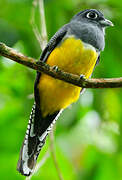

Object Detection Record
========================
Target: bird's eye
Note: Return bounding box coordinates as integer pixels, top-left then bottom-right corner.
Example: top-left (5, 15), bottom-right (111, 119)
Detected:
top-left (86, 12), bottom-right (98, 19)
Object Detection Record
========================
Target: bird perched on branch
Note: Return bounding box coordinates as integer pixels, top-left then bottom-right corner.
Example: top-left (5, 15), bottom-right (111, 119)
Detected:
top-left (17, 9), bottom-right (113, 176)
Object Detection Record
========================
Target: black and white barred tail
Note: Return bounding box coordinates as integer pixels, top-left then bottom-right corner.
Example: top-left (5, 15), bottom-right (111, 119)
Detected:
top-left (17, 103), bottom-right (60, 176)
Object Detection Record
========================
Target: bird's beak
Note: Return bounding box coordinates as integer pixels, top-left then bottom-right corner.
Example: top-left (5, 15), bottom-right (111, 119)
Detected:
top-left (100, 18), bottom-right (114, 27)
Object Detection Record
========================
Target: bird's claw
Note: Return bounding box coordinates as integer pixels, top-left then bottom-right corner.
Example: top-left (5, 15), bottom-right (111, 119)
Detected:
top-left (52, 65), bottom-right (59, 72)
top-left (79, 74), bottom-right (85, 80)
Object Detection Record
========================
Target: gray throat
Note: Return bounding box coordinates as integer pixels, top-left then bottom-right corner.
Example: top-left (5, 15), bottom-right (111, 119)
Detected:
top-left (68, 21), bottom-right (105, 51)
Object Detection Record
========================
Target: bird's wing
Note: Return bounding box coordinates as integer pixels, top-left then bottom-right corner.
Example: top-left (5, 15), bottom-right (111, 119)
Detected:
top-left (34, 23), bottom-right (69, 106)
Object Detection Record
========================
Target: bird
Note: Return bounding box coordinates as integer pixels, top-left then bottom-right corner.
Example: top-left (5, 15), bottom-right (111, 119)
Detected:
top-left (17, 9), bottom-right (113, 176)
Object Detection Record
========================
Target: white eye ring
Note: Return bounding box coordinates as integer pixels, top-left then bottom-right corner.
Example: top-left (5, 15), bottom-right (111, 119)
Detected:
top-left (86, 12), bottom-right (98, 19)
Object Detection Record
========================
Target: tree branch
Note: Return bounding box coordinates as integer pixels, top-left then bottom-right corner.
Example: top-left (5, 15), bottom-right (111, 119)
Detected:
top-left (30, 0), bottom-right (47, 50)
top-left (30, 0), bottom-right (42, 49)
top-left (0, 42), bottom-right (122, 89)
top-left (49, 131), bottom-right (64, 180)
top-left (38, 0), bottom-right (48, 49)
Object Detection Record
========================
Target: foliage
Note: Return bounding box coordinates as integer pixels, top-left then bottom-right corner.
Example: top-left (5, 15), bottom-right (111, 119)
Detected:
top-left (0, 0), bottom-right (122, 179)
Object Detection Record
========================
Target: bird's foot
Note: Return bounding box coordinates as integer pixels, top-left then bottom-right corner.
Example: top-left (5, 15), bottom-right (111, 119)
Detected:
top-left (52, 65), bottom-right (59, 72)
top-left (79, 74), bottom-right (85, 80)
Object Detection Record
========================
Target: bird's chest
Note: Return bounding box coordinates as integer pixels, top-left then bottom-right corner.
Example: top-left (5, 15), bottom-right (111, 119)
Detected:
top-left (38, 37), bottom-right (98, 117)
top-left (46, 37), bottom-right (98, 77)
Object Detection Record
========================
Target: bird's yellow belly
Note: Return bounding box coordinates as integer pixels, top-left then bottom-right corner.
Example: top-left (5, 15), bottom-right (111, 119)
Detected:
top-left (38, 37), bottom-right (98, 117)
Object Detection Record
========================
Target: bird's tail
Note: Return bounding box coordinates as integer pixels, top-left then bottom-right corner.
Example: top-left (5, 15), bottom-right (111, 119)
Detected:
top-left (17, 103), bottom-right (60, 176)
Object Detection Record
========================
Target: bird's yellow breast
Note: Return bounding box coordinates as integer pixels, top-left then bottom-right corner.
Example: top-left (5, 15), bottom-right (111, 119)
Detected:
top-left (38, 37), bottom-right (98, 117)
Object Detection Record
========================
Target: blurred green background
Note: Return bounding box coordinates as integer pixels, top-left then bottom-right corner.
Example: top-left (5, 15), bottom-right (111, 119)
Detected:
top-left (0, 0), bottom-right (122, 179)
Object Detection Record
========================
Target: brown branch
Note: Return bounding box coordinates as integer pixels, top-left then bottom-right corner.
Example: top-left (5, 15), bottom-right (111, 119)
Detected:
top-left (0, 42), bottom-right (122, 88)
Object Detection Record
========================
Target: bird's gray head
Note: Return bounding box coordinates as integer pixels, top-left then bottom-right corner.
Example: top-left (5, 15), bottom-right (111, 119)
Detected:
top-left (70, 9), bottom-right (113, 51)
top-left (71, 9), bottom-right (113, 29)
